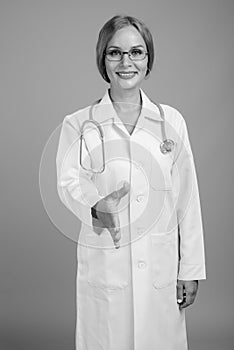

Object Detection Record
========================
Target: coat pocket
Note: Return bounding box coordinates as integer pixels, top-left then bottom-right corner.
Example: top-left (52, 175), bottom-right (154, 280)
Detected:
top-left (86, 232), bottom-right (130, 291)
top-left (151, 232), bottom-right (178, 289)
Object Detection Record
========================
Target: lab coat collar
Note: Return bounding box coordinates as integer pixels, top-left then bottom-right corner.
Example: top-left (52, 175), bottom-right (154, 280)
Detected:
top-left (93, 88), bottom-right (163, 125)
top-left (140, 89), bottom-right (163, 122)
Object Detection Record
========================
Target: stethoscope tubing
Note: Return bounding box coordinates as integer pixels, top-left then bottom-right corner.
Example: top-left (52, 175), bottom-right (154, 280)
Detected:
top-left (79, 99), bottom-right (174, 172)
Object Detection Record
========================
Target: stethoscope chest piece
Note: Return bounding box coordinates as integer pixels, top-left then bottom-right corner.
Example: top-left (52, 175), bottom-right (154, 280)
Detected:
top-left (160, 139), bottom-right (175, 154)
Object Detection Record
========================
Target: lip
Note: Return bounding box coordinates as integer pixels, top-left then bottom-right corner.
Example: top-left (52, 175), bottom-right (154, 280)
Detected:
top-left (116, 72), bottom-right (138, 79)
top-left (116, 71), bottom-right (137, 74)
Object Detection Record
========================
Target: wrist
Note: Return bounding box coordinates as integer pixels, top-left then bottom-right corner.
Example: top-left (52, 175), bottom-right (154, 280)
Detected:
top-left (91, 203), bottom-right (99, 219)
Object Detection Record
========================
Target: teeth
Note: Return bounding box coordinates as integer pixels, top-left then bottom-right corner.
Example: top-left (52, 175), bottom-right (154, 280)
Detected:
top-left (118, 72), bottom-right (135, 77)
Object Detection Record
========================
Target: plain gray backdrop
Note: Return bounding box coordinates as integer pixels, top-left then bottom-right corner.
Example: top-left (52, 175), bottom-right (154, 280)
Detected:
top-left (1, 1), bottom-right (234, 349)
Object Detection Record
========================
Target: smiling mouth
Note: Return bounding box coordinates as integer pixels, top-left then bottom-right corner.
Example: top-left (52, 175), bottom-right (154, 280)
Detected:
top-left (116, 72), bottom-right (137, 79)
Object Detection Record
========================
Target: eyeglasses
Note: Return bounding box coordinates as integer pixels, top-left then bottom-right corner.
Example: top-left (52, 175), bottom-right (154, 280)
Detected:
top-left (105, 48), bottom-right (148, 62)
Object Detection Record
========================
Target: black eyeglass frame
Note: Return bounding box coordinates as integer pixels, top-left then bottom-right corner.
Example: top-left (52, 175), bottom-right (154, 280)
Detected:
top-left (104, 48), bottom-right (148, 62)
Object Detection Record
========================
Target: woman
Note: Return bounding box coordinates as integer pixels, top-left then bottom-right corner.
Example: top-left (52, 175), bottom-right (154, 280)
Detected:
top-left (56, 15), bottom-right (206, 350)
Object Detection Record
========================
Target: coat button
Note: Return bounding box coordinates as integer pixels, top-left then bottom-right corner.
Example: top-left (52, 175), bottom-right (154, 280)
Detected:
top-left (137, 227), bottom-right (145, 236)
top-left (135, 162), bottom-right (143, 169)
top-left (136, 194), bottom-right (144, 202)
top-left (138, 260), bottom-right (146, 269)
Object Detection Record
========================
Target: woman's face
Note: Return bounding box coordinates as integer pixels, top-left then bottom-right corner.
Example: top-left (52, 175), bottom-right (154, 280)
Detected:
top-left (105, 26), bottom-right (148, 93)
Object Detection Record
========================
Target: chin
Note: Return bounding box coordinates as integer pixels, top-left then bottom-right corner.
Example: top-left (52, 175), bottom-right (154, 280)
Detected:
top-left (118, 80), bottom-right (140, 90)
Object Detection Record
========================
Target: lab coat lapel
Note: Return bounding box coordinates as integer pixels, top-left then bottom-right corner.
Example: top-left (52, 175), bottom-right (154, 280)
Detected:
top-left (135, 89), bottom-right (163, 135)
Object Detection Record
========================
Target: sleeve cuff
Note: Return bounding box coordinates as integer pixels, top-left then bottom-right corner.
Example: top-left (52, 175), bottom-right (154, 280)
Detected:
top-left (178, 262), bottom-right (206, 280)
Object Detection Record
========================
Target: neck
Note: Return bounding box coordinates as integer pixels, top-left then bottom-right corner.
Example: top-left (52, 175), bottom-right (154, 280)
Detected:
top-left (108, 87), bottom-right (142, 113)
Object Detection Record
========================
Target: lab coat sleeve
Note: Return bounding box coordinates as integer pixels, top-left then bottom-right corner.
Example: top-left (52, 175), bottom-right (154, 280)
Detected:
top-left (56, 114), bottom-right (104, 230)
top-left (172, 116), bottom-right (206, 281)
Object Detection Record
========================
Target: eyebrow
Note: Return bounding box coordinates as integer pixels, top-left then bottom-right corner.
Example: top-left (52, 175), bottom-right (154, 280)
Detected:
top-left (106, 45), bottom-right (145, 50)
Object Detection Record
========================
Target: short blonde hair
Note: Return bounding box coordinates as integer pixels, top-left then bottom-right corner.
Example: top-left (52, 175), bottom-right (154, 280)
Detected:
top-left (96, 15), bottom-right (155, 83)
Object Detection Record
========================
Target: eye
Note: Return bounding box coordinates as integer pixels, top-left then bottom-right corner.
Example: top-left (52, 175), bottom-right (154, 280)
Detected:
top-left (107, 49), bottom-right (122, 57)
top-left (130, 48), bottom-right (144, 57)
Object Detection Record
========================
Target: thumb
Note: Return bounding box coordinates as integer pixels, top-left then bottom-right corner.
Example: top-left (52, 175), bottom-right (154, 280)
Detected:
top-left (110, 181), bottom-right (130, 201)
top-left (177, 281), bottom-right (184, 304)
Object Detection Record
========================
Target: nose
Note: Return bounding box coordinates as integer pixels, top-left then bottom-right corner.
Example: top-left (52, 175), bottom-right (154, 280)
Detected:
top-left (120, 52), bottom-right (132, 66)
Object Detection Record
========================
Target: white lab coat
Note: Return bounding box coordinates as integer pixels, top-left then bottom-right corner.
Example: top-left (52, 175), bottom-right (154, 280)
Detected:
top-left (56, 88), bottom-right (206, 350)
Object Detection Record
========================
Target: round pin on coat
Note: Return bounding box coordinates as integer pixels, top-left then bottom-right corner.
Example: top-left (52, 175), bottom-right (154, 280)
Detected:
top-left (160, 139), bottom-right (175, 154)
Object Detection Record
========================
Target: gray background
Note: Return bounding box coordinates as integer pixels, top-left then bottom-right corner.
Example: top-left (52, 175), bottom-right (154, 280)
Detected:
top-left (1, 0), bottom-right (234, 349)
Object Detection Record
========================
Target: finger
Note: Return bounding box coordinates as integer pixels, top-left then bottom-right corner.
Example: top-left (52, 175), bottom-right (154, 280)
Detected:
top-left (109, 212), bottom-right (120, 231)
top-left (113, 231), bottom-right (121, 249)
top-left (176, 282), bottom-right (184, 305)
top-left (109, 227), bottom-right (121, 244)
top-left (92, 217), bottom-right (105, 235)
top-left (113, 229), bottom-right (121, 242)
top-left (114, 240), bottom-right (120, 249)
top-left (109, 214), bottom-right (121, 247)
top-left (179, 298), bottom-right (192, 309)
top-left (179, 290), bottom-right (196, 309)
top-left (110, 182), bottom-right (130, 202)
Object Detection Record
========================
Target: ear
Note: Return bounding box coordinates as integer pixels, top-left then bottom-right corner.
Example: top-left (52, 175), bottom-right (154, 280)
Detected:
top-left (145, 67), bottom-right (151, 80)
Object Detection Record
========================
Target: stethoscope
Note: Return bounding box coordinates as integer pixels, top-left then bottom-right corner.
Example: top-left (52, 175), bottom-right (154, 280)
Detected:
top-left (80, 99), bottom-right (175, 173)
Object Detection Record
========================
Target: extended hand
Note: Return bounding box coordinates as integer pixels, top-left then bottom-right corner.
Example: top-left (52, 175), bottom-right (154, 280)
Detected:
top-left (94, 182), bottom-right (130, 247)
top-left (177, 280), bottom-right (199, 309)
